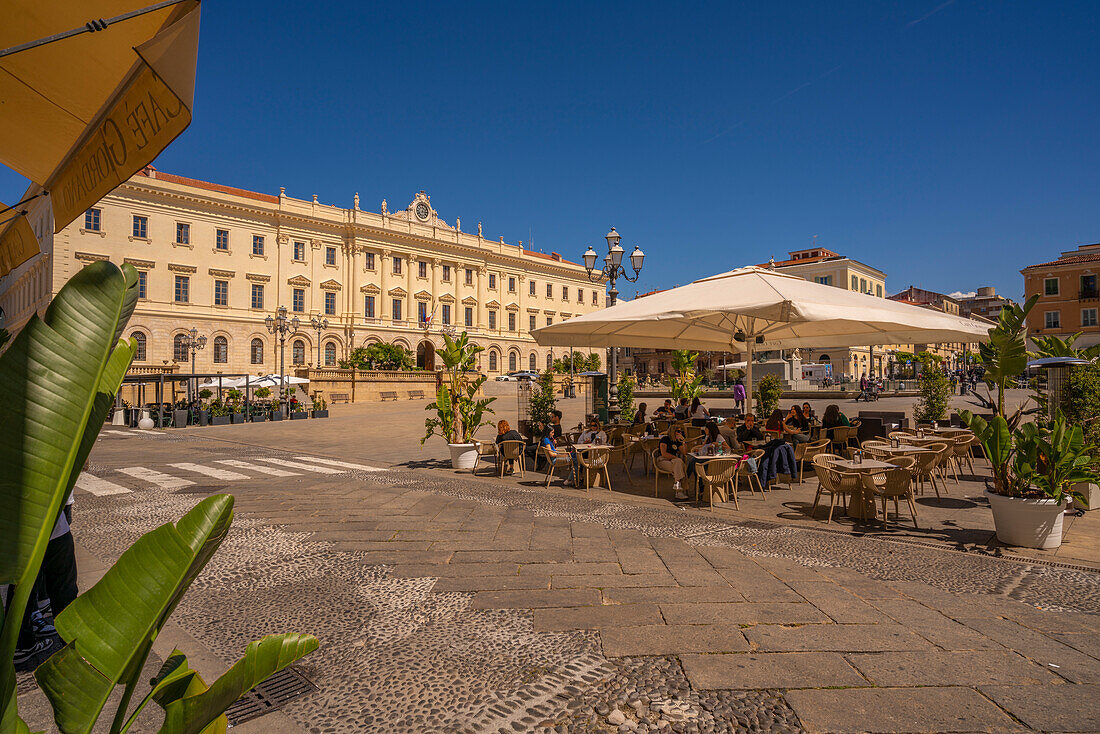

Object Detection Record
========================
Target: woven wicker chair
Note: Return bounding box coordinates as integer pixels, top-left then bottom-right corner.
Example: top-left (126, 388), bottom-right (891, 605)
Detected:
top-left (652, 448), bottom-right (678, 497)
top-left (811, 453), bottom-right (858, 524)
top-left (952, 433), bottom-right (978, 477)
top-left (733, 448), bottom-right (766, 498)
top-left (911, 443), bottom-right (946, 498)
top-left (471, 439), bottom-right (499, 476)
top-left (827, 426), bottom-right (854, 453)
top-left (630, 436), bottom-right (660, 474)
top-left (696, 456), bottom-right (742, 510)
top-left (603, 443), bottom-right (633, 486)
top-left (496, 440), bottom-right (526, 478)
top-left (847, 419), bottom-right (862, 447)
top-left (578, 446), bottom-right (612, 491)
top-left (862, 469), bottom-right (919, 528)
top-left (541, 445), bottom-right (573, 487)
top-left (794, 439), bottom-right (831, 483)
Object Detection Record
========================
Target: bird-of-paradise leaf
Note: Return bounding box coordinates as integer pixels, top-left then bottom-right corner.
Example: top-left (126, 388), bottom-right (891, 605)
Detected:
top-left (0, 261), bottom-right (138, 734)
top-left (34, 495), bottom-right (234, 734)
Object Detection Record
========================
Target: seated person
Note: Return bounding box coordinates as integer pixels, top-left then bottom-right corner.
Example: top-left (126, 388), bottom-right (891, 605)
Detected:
top-left (801, 402), bottom-right (816, 424)
top-left (737, 413), bottom-right (765, 443)
top-left (633, 402), bottom-right (648, 426)
top-left (494, 419), bottom-right (524, 474)
top-left (657, 425), bottom-right (689, 500)
top-left (653, 399), bottom-right (675, 418)
top-left (717, 416), bottom-right (744, 451)
top-left (689, 397), bottom-right (710, 426)
top-left (673, 398), bottom-right (691, 419)
top-left (783, 406), bottom-right (811, 444)
top-left (821, 403), bottom-right (850, 430)
top-left (540, 429), bottom-right (579, 487)
top-left (578, 415), bottom-right (608, 445)
top-left (765, 409), bottom-right (786, 435)
top-left (686, 422), bottom-right (729, 481)
top-left (548, 409), bottom-right (564, 440)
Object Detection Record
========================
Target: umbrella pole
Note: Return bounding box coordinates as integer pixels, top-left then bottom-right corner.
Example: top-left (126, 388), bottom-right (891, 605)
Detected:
top-left (745, 337), bottom-right (754, 416)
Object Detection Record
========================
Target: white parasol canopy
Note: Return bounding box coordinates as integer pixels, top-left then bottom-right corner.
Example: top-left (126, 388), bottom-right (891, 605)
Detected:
top-left (532, 266), bottom-right (989, 410)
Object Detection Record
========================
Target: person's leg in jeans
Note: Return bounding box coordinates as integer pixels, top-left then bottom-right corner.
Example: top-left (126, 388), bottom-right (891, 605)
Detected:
top-left (41, 532), bottom-right (78, 618)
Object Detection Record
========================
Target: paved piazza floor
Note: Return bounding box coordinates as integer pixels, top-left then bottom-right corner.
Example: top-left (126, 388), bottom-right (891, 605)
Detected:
top-left (17, 387), bottom-right (1100, 733)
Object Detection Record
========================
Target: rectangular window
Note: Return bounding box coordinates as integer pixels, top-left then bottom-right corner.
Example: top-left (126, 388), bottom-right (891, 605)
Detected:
top-left (326, 246), bottom-right (336, 266)
top-left (136, 271), bottom-right (147, 299)
top-left (464, 307), bottom-right (473, 327)
top-left (860, 278), bottom-right (867, 293)
top-left (529, 314), bottom-right (536, 331)
top-left (392, 299), bottom-right (402, 321)
top-left (84, 208), bottom-right (101, 231)
top-left (850, 275), bottom-right (858, 290)
top-left (213, 279), bottom-right (228, 306)
top-left (293, 241), bottom-right (305, 261)
top-left (508, 312), bottom-right (516, 331)
top-left (252, 234), bottom-right (264, 255)
top-left (442, 265), bottom-right (451, 281)
top-left (465, 268), bottom-right (473, 285)
top-left (364, 295), bottom-right (375, 318)
top-left (508, 276), bottom-right (516, 292)
top-left (546, 316), bottom-right (552, 326)
top-left (176, 222), bottom-right (190, 245)
top-left (292, 288), bottom-right (305, 313)
top-left (1082, 308), bottom-right (1098, 328)
top-left (325, 291), bottom-right (336, 315)
top-left (215, 229), bottom-right (229, 250)
top-left (488, 273), bottom-right (497, 289)
top-left (442, 304), bottom-right (451, 325)
top-left (814, 275), bottom-right (831, 286)
top-left (546, 283), bottom-right (553, 298)
top-left (174, 275), bottom-right (189, 303)
top-left (562, 286), bottom-right (568, 301)
top-left (577, 288), bottom-right (583, 303)
top-left (392, 256), bottom-right (402, 275)
top-left (1045, 311), bottom-right (1061, 329)
top-left (876, 284), bottom-right (883, 297)
top-left (1081, 274), bottom-right (1098, 298)
top-left (418, 301), bottom-right (428, 323)
top-left (592, 291), bottom-right (598, 305)
top-left (418, 261), bottom-right (427, 278)
top-left (364, 252), bottom-right (375, 270)
top-left (251, 283), bottom-right (264, 309)
top-left (529, 280), bottom-right (536, 296)
top-left (488, 311), bottom-right (497, 329)
top-left (132, 215), bottom-right (148, 239)
top-left (1045, 277), bottom-right (1059, 296)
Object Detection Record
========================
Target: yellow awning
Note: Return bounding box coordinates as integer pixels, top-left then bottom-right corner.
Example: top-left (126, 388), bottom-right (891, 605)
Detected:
top-left (0, 0), bottom-right (200, 244)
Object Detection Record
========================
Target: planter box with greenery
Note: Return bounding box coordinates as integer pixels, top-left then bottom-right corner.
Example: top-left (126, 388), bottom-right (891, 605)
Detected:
top-left (290, 410), bottom-right (308, 420)
top-left (0, 260), bottom-right (316, 733)
top-left (172, 409), bottom-right (189, 428)
top-left (210, 415), bottom-right (231, 426)
top-left (422, 332), bottom-right (495, 469)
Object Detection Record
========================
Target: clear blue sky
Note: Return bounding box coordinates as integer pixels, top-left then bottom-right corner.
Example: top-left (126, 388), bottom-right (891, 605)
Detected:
top-left (4, 0), bottom-right (1098, 301)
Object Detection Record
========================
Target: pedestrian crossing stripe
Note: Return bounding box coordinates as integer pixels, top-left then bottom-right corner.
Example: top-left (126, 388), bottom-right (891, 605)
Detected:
top-left (135, 430), bottom-right (163, 436)
top-left (76, 473), bottom-right (132, 496)
top-left (102, 430), bottom-right (134, 437)
top-left (169, 463), bottom-right (250, 481)
top-left (292, 456), bottom-right (385, 472)
top-left (215, 459), bottom-right (301, 477)
top-left (256, 457), bottom-right (345, 474)
top-left (117, 467), bottom-right (195, 490)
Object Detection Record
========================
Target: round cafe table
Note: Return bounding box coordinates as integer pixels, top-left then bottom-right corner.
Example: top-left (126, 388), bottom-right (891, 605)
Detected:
top-left (830, 458), bottom-right (895, 520)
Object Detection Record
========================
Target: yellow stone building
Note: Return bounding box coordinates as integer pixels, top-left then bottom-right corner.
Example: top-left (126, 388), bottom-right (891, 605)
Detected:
top-left (0, 167), bottom-right (604, 375)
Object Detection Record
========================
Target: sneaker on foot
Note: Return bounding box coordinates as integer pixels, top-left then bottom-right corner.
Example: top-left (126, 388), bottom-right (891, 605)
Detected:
top-left (674, 491), bottom-right (689, 500)
top-left (13, 638), bottom-right (54, 672)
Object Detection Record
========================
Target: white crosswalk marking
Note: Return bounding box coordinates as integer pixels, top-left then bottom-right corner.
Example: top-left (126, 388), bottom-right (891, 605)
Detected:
top-left (215, 460), bottom-right (301, 477)
top-left (102, 430), bottom-right (133, 437)
top-left (256, 457), bottom-right (345, 474)
top-left (135, 430), bottom-right (163, 436)
top-left (293, 456), bottom-right (385, 472)
top-left (76, 473), bottom-right (132, 496)
top-left (117, 467), bottom-right (195, 489)
top-left (169, 463), bottom-right (250, 481)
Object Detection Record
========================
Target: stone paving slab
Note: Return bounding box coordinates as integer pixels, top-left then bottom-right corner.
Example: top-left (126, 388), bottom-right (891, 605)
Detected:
top-left (868, 596), bottom-right (1008, 650)
top-left (661, 602), bottom-right (830, 625)
top-left (980, 683), bottom-right (1100, 733)
top-left (429, 574), bottom-right (551, 592)
top-left (518, 561), bottom-right (624, 576)
top-left (469, 588), bottom-right (600, 609)
top-left (601, 586), bottom-right (747, 605)
top-left (787, 580), bottom-right (887, 624)
top-left (961, 617), bottom-right (1100, 683)
top-left (388, 562), bottom-right (519, 577)
top-left (532, 603), bottom-right (664, 631)
top-left (785, 686), bottom-right (1026, 733)
top-left (744, 623), bottom-right (931, 652)
top-left (551, 572), bottom-right (679, 589)
top-left (846, 650), bottom-right (1064, 686)
top-left (714, 568), bottom-right (804, 601)
top-left (680, 652), bottom-right (868, 690)
top-left (600, 624), bottom-right (750, 657)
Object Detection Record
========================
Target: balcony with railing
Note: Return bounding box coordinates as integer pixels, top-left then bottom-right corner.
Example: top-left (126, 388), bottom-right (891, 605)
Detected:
top-left (1079, 288), bottom-right (1099, 301)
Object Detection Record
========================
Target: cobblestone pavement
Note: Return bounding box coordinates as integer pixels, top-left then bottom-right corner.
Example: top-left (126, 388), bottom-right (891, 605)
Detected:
top-left (21, 425), bottom-right (1100, 734)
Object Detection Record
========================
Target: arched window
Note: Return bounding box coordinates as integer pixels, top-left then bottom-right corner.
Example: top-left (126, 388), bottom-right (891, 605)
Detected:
top-left (131, 331), bottom-right (147, 361)
top-left (508, 352), bottom-right (517, 372)
top-left (529, 353), bottom-right (537, 372)
top-left (213, 336), bottom-right (228, 364)
top-left (324, 341), bottom-right (337, 366)
top-left (546, 353), bottom-right (553, 371)
top-left (819, 354), bottom-right (830, 363)
top-left (488, 351), bottom-right (498, 372)
top-left (251, 338), bottom-right (264, 365)
top-left (292, 339), bottom-right (305, 365)
top-left (173, 334), bottom-right (188, 362)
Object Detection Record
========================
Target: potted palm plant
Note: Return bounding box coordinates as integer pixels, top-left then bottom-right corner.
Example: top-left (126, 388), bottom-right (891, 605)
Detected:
top-left (196, 389), bottom-right (212, 426)
top-left (209, 399), bottom-right (231, 426)
top-left (311, 395), bottom-right (329, 419)
top-left (421, 332), bottom-right (495, 469)
top-left (226, 388), bottom-right (246, 424)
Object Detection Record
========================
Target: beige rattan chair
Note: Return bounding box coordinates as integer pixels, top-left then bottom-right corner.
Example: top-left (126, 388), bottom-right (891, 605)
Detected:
top-left (541, 445), bottom-right (573, 487)
top-left (578, 447), bottom-right (612, 491)
top-left (696, 456), bottom-right (741, 510)
top-left (827, 426), bottom-right (854, 453)
top-left (888, 430), bottom-right (917, 440)
top-left (653, 448), bottom-right (677, 497)
top-left (471, 439), bottom-right (499, 475)
top-left (952, 433), bottom-right (978, 477)
top-left (630, 436), bottom-right (660, 474)
top-left (734, 448), bottom-right (766, 498)
top-left (496, 440), bottom-right (526, 478)
top-left (794, 439), bottom-right (831, 483)
top-left (847, 419), bottom-right (862, 447)
top-left (862, 469), bottom-right (919, 529)
top-left (911, 443), bottom-right (946, 498)
top-left (811, 453), bottom-right (858, 524)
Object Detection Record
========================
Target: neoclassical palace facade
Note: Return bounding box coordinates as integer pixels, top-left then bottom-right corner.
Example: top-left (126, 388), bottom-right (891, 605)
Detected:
top-left (0, 167), bottom-right (604, 375)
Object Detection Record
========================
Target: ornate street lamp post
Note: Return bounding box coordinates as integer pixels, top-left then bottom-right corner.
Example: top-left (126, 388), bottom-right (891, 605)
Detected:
top-left (582, 227), bottom-right (644, 419)
top-left (265, 306), bottom-right (300, 416)
top-left (310, 314), bottom-right (329, 367)
top-left (180, 327), bottom-right (207, 376)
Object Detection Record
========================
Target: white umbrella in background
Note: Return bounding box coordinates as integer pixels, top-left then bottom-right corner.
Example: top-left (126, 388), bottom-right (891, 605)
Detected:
top-left (532, 266), bottom-right (989, 412)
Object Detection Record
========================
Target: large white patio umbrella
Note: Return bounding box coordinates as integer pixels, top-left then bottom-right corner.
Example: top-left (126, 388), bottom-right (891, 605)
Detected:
top-left (532, 266), bottom-right (989, 411)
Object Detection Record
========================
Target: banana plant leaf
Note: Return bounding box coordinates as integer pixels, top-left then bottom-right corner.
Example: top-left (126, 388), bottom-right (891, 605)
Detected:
top-left (0, 261), bottom-right (139, 734)
top-left (34, 495), bottom-right (234, 734)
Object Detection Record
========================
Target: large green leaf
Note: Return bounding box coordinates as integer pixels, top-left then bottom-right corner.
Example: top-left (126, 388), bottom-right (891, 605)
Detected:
top-left (152, 634), bottom-right (318, 734)
top-left (0, 261), bottom-right (138, 734)
top-left (34, 495), bottom-right (234, 734)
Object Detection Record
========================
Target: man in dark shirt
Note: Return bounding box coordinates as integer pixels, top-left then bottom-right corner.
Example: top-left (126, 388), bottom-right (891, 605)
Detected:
top-left (549, 409), bottom-right (564, 439)
top-left (653, 399), bottom-right (675, 418)
top-left (736, 413), bottom-right (765, 443)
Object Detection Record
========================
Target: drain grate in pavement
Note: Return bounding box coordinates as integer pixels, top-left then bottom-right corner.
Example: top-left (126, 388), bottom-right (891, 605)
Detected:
top-left (225, 667), bottom-right (317, 726)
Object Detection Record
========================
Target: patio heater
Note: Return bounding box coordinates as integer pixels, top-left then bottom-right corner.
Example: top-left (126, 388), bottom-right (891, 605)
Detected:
top-left (265, 306), bottom-right (300, 417)
top-left (582, 228), bottom-right (644, 420)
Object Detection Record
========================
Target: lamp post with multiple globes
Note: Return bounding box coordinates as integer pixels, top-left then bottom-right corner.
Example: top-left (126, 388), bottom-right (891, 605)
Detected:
top-left (310, 314), bottom-right (329, 367)
top-left (265, 306), bottom-right (300, 416)
top-left (581, 227), bottom-right (644, 420)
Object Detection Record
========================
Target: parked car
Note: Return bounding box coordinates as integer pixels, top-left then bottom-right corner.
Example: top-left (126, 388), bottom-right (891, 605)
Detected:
top-left (510, 371), bottom-right (540, 382)
top-left (495, 374), bottom-right (517, 381)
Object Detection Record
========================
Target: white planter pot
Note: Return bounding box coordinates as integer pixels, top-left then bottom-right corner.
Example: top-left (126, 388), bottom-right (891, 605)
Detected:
top-left (448, 443), bottom-right (478, 470)
top-left (137, 410), bottom-right (155, 430)
top-left (1072, 482), bottom-right (1098, 512)
top-left (986, 490), bottom-right (1066, 550)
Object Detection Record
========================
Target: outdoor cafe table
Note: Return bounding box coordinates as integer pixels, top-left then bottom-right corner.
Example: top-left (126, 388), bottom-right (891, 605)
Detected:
top-left (688, 451), bottom-right (739, 498)
top-left (904, 435), bottom-right (952, 446)
top-left (877, 444), bottom-right (934, 456)
top-left (831, 458), bottom-right (896, 520)
top-left (570, 443), bottom-right (608, 489)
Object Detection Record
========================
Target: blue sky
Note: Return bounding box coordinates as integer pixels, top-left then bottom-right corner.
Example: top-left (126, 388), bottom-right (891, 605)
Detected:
top-left (4, 0), bottom-right (1098, 301)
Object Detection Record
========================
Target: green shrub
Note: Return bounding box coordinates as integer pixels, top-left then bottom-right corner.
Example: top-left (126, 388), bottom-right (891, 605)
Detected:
top-left (529, 370), bottom-right (557, 428)
top-left (914, 358), bottom-right (952, 422)
top-left (756, 374), bottom-right (783, 416)
top-left (617, 373), bottom-right (636, 422)
top-left (1062, 363), bottom-right (1100, 461)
